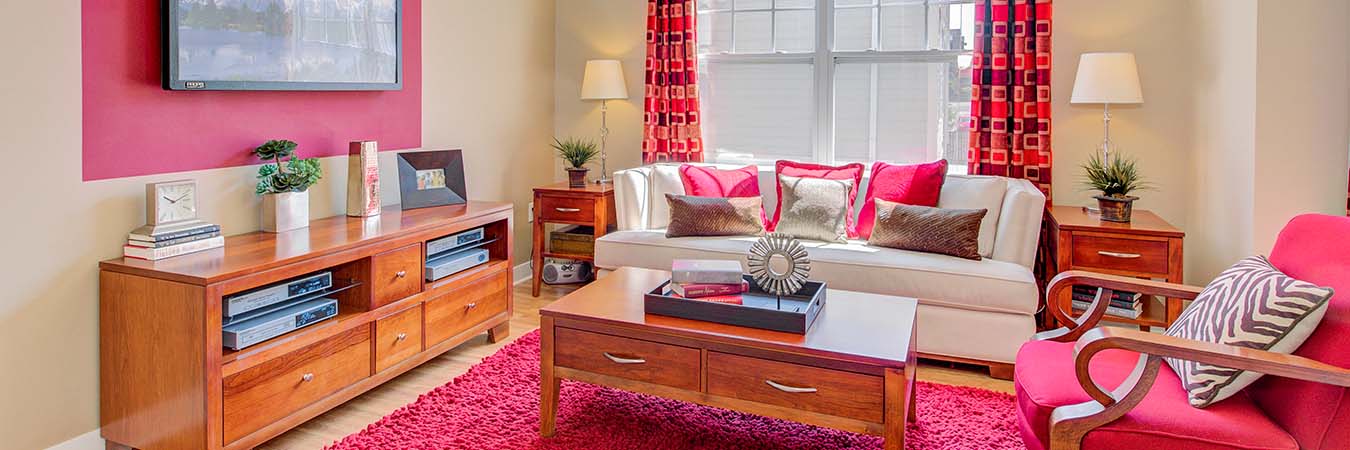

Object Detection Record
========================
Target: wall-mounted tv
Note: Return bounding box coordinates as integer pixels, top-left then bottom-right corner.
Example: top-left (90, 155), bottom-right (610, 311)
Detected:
top-left (163, 0), bottom-right (402, 91)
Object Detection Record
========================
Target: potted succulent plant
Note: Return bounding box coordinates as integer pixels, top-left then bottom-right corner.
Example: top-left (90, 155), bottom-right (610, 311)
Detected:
top-left (254, 139), bottom-right (323, 232)
top-left (552, 137), bottom-right (599, 188)
top-left (1082, 153), bottom-right (1149, 222)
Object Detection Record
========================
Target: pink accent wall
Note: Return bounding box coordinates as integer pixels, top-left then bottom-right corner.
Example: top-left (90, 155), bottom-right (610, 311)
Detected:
top-left (81, 0), bottom-right (422, 181)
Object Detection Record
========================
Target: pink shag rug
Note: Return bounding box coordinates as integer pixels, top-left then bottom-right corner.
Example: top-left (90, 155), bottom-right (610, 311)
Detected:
top-left (327, 330), bottom-right (1024, 450)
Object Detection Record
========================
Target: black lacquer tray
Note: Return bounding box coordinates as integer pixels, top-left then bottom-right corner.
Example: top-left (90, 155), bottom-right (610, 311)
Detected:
top-left (644, 275), bottom-right (826, 334)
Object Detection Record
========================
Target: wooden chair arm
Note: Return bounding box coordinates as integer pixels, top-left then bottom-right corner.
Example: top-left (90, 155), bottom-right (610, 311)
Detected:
top-left (1046, 327), bottom-right (1350, 450)
top-left (1036, 271), bottom-right (1206, 343)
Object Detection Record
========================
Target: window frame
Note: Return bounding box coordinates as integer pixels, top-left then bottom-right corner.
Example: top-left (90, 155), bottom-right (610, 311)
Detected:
top-left (698, 0), bottom-right (974, 168)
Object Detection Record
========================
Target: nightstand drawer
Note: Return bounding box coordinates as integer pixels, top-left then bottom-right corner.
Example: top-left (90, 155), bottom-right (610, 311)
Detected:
top-left (372, 243), bottom-right (423, 308)
top-left (538, 195), bottom-right (595, 223)
top-left (1071, 234), bottom-right (1170, 275)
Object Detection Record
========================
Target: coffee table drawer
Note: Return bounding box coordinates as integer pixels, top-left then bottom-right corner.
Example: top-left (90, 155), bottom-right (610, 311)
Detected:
top-left (707, 352), bottom-right (884, 423)
top-left (554, 328), bottom-right (700, 391)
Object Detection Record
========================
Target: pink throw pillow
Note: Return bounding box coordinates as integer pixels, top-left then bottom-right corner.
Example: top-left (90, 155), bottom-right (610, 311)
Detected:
top-left (773, 161), bottom-right (866, 235)
top-left (678, 164), bottom-right (766, 223)
top-left (856, 159), bottom-right (948, 239)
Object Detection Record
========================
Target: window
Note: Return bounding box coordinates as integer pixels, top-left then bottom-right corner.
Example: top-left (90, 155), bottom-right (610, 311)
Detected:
top-left (697, 0), bottom-right (975, 169)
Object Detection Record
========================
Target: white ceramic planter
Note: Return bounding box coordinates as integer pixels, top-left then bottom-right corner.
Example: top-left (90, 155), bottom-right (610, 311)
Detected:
top-left (261, 191), bottom-right (310, 233)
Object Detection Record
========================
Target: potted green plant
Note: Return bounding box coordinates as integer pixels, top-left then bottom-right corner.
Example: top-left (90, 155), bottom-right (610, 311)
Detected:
top-left (552, 137), bottom-right (599, 188)
top-left (254, 139), bottom-right (323, 232)
top-left (1082, 153), bottom-right (1149, 222)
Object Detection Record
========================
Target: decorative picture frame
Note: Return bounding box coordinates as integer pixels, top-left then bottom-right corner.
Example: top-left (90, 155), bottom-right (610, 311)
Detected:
top-left (396, 150), bottom-right (467, 210)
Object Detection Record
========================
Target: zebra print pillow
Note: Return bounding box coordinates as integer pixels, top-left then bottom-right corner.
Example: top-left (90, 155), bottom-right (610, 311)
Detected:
top-left (1163, 256), bottom-right (1334, 408)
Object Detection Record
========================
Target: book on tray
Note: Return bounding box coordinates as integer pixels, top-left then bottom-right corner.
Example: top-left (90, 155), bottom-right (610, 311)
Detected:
top-left (671, 280), bottom-right (750, 298)
top-left (671, 259), bottom-right (744, 285)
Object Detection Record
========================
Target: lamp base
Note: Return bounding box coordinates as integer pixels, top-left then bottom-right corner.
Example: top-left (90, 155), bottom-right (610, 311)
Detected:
top-left (593, 177), bottom-right (612, 184)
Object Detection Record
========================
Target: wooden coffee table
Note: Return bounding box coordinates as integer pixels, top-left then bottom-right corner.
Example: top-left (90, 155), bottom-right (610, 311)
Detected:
top-left (539, 267), bottom-right (918, 450)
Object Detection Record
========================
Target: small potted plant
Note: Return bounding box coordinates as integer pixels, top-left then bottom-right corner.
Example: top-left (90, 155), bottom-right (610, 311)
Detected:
top-left (254, 139), bottom-right (323, 232)
top-left (552, 137), bottom-right (599, 188)
top-left (1082, 153), bottom-right (1149, 222)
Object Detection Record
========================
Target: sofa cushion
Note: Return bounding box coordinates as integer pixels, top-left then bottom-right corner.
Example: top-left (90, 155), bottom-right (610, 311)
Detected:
top-left (773, 161), bottom-right (865, 235)
top-left (868, 200), bottom-right (984, 260)
top-left (1015, 339), bottom-right (1298, 450)
top-left (664, 194), bottom-right (767, 238)
top-left (938, 176), bottom-right (1006, 258)
top-left (648, 165), bottom-right (689, 229)
top-left (857, 160), bottom-right (948, 239)
top-left (595, 230), bottom-right (1038, 315)
top-left (774, 175), bottom-right (854, 243)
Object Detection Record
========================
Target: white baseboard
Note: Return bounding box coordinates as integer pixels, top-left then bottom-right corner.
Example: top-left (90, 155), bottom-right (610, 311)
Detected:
top-left (513, 261), bottom-right (532, 285)
top-left (47, 429), bottom-right (101, 450)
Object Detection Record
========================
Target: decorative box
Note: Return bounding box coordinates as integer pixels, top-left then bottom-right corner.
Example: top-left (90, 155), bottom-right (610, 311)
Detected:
top-left (549, 225), bottom-right (596, 256)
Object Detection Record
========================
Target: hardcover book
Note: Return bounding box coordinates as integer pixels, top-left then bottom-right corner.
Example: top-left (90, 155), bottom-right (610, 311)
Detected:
top-left (671, 280), bottom-right (750, 298)
top-left (1071, 300), bottom-right (1143, 319)
top-left (128, 222), bottom-right (220, 242)
top-left (671, 259), bottom-right (744, 284)
top-left (123, 236), bottom-right (224, 261)
top-left (126, 231), bottom-right (221, 249)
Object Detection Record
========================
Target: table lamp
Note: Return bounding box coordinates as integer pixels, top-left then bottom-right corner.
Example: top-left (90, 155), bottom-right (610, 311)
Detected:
top-left (581, 59), bottom-right (628, 184)
top-left (1071, 53), bottom-right (1144, 164)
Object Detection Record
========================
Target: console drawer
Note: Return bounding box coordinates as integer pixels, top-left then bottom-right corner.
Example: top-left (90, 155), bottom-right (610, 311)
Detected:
top-left (1070, 234), bottom-right (1170, 275)
top-left (706, 352), bottom-right (884, 423)
top-left (537, 195), bottom-right (595, 224)
top-left (372, 243), bottom-right (423, 308)
top-left (554, 328), bottom-right (700, 391)
top-left (374, 305), bottom-right (423, 373)
top-left (424, 269), bottom-right (510, 346)
top-left (222, 327), bottom-right (370, 444)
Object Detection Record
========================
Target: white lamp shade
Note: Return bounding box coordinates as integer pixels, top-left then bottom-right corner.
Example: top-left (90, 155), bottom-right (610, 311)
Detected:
top-left (581, 60), bottom-right (629, 101)
top-left (1070, 53), bottom-right (1144, 104)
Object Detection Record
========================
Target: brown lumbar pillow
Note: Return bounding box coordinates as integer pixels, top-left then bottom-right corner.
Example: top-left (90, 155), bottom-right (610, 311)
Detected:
top-left (665, 194), bottom-right (767, 238)
top-left (774, 174), bottom-right (855, 243)
top-left (867, 199), bottom-right (986, 260)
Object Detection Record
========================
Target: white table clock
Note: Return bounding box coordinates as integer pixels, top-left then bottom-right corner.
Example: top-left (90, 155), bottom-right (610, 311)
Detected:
top-left (146, 179), bottom-right (200, 227)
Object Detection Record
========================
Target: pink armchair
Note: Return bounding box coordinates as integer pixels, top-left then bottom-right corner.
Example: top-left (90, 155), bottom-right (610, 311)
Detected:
top-left (1015, 214), bottom-right (1350, 450)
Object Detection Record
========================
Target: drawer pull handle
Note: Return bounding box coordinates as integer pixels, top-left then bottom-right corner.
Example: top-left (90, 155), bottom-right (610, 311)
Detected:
top-left (555, 207), bottom-right (582, 213)
top-left (395, 270), bottom-right (408, 278)
top-left (301, 373), bottom-right (314, 382)
top-left (395, 332), bottom-right (408, 342)
top-left (602, 352), bottom-right (646, 365)
top-left (765, 380), bottom-right (817, 393)
top-left (1097, 251), bottom-right (1142, 259)
top-left (465, 302), bottom-right (478, 310)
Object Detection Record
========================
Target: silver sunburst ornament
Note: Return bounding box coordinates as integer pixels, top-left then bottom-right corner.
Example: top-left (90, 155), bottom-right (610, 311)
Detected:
top-left (747, 233), bottom-right (811, 296)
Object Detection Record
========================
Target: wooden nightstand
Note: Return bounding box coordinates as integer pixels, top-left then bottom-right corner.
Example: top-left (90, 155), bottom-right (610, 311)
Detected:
top-left (1046, 205), bottom-right (1185, 330)
top-left (531, 182), bottom-right (617, 297)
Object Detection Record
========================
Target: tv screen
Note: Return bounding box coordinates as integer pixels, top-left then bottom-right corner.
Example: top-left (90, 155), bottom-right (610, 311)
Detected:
top-left (163, 0), bottom-right (402, 91)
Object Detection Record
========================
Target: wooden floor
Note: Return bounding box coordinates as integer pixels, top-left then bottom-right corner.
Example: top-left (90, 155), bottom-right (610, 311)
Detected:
top-left (259, 282), bottom-right (1014, 449)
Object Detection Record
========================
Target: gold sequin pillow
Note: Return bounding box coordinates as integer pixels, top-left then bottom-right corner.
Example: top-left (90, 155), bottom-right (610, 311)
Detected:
top-left (867, 199), bottom-right (986, 260)
top-left (665, 194), bottom-right (767, 238)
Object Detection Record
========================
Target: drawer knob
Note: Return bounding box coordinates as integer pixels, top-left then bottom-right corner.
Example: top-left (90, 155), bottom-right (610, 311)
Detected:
top-left (1097, 251), bottom-right (1142, 259)
top-left (765, 379), bottom-right (817, 393)
top-left (301, 373), bottom-right (314, 382)
top-left (465, 302), bottom-right (478, 310)
top-left (602, 352), bottom-right (646, 365)
top-left (395, 270), bottom-right (408, 278)
top-left (555, 207), bottom-right (582, 213)
top-left (396, 332), bottom-right (408, 342)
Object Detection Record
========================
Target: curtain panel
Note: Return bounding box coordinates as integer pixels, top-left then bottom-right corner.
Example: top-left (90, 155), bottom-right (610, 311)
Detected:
top-left (968, 0), bottom-right (1053, 199)
top-left (642, 0), bottom-right (704, 164)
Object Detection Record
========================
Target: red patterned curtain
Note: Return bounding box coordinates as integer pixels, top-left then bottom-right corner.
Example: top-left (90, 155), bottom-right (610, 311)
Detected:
top-left (642, 0), bottom-right (703, 164)
top-left (968, 0), bottom-right (1053, 198)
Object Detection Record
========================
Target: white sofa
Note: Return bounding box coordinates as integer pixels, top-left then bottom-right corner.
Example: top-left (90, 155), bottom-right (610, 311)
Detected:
top-left (594, 163), bottom-right (1046, 377)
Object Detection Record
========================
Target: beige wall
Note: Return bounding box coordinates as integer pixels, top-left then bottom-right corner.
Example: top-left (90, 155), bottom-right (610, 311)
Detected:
top-left (0, 1), bottom-right (556, 448)
top-left (554, 0), bottom-right (649, 177)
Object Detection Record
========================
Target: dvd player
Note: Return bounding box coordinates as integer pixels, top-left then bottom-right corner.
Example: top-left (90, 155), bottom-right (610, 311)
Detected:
top-left (425, 247), bottom-right (490, 281)
top-left (224, 271), bottom-right (332, 318)
top-left (223, 297), bottom-right (338, 350)
top-left (426, 227), bottom-right (485, 257)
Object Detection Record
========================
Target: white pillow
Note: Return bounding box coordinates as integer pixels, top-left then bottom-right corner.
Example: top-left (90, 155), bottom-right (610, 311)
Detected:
top-left (937, 176), bottom-right (1007, 257)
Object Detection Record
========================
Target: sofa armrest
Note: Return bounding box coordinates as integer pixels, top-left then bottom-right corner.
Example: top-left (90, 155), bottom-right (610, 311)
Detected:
top-left (612, 167), bottom-right (653, 231)
top-left (991, 178), bottom-right (1046, 269)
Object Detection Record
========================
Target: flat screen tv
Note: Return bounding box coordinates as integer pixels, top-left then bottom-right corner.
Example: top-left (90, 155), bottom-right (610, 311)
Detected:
top-left (163, 0), bottom-right (402, 91)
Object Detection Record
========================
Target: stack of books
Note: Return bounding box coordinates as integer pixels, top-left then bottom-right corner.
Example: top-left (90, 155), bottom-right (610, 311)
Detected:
top-left (124, 220), bottom-right (224, 261)
top-left (670, 259), bottom-right (749, 304)
top-left (1071, 285), bottom-right (1144, 319)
